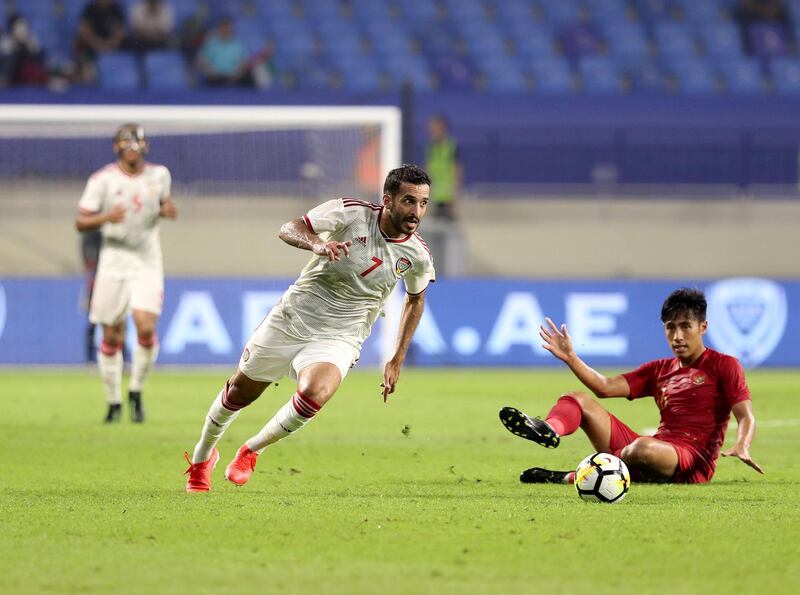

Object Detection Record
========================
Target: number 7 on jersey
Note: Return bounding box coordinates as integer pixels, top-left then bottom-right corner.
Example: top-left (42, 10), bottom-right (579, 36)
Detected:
top-left (360, 257), bottom-right (383, 277)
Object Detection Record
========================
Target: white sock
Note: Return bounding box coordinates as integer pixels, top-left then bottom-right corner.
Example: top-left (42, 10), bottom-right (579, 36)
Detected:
top-left (192, 382), bottom-right (242, 463)
top-left (97, 341), bottom-right (122, 405)
top-left (245, 391), bottom-right (321, 454)
top-left (129, 339), bottom-right (159, 392)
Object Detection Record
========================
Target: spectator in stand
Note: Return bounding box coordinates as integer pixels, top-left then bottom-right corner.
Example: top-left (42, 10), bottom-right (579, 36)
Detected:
top-left (129, 0), bottom-right (176, 52)
top-left (74, 0), bottom-right (127, 82)
top-left (0, 14), bottom-right (49, 86)
top-left (178, 1), bottom-right (211, 63)
top-left (195, 16), bottom-right (270, 88)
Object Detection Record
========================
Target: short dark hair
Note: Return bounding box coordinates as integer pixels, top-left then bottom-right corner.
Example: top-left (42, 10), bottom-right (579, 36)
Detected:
top-left (114, 123), bottom-right (146, 143)
top-left (661, 288), bottom-right (707, 323)
top-left (383, 164), bottom-right (431, 198)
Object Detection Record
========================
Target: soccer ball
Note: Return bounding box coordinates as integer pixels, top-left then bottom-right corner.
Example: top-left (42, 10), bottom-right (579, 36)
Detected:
top-left (574, 452), bottom-right (630, 503)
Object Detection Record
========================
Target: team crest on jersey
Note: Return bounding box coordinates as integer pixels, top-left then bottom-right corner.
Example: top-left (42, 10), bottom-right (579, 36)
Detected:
top-left (395, 256), bottom-right (412, 275)
top-left (355, 236), bottom-right (367, 247)
top-left (693, 374), bottom-right (705, 385)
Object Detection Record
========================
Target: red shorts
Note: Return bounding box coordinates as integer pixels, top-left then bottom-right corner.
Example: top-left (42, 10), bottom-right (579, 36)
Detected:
top-left (607, 415), bottom-right (713, 484)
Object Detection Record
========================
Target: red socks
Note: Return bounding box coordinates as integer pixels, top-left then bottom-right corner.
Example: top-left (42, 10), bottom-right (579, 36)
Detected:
top-left (545, 395), bottom-right (582, 436)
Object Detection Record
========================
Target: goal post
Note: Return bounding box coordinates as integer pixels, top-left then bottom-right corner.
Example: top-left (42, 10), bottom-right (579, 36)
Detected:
top-left (0, 103), bottom-right (402, 201)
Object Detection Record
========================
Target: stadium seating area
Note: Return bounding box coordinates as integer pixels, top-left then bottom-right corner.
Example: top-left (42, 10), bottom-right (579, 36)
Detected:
top-left (5, 0), bottom-right (800, 94)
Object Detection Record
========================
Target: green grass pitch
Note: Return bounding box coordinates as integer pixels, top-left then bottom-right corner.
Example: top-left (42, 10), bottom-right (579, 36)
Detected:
top-left (1, 368), bottom-right (799, 595)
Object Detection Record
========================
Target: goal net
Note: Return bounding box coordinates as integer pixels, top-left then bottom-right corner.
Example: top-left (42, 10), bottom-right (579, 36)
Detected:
top-left (0, 104), bottom-right (401, 202)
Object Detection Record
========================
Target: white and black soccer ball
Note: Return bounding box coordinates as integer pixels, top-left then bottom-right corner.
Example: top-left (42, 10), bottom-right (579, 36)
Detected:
top-left (574, 452), bottom-right (630, 504)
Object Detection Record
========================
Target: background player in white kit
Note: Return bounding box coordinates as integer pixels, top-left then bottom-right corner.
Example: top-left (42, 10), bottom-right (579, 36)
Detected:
top-left (75, 123), bottom-right (177, 423)
top-left (184, 164), bottom-right (435, 492)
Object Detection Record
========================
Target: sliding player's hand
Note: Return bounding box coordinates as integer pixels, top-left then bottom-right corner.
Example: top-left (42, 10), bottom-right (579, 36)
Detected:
top-left (539, 318), bottom-right (576, 363)
top-left (721, 445), bottom-right (764, 474)
top-left (315, 240), bottom-right (351, 261)
top-left (381, 359), bottom-right (401, 402)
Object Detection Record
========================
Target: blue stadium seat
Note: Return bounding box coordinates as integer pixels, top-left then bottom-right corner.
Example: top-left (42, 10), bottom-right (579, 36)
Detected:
top-left (381, 54), bottom-right (435, 91)
top-left (324, 46), bottom-right (366, 70)
top-left (700, 23), bottom-right (744, 60)
top-left (718, 57), bottom-right (764, 95)
top-left (674, 0), bottom-right (727, 25)
top-left (513, 27), bottom-right (558, 61)
top-left (528, 57), bottom-right (574, 94)
top-left (304, 0), bottom-right (343, 21)
top-left (145, 51), bottom-right (189, 91)
top-left (97, 52), bottom-right (140, 91)
top-left (465, 34), bottom-right (509, 61)
top-left (634, 0), bottom-right (676, 23)
top-left (654, 23), bottom-right (698, 58)
top-left (397, 0), bottom-right (441, 23)
top-left (771, 58), bottom-right (800, 94)
top-left (538, 0), bottom-right (583, 27)
top-left (293, 66), bottom-right (334, 90)
top-left (369, 31), bottom-right (413, 58)
top-left (454, 19), bottom-right (503, 41)
top-left (317, 19), bottom-right (360, 43)
top-left (14, 0), bottom-right (53, 20)
top-left (625, 59), bottom-right (669, 93)
top-left (579, 56), bottom-right (622, 94)
top-left (274, 30), bottom-right (317, 62)
top-left (268, 17), bottom-right (311, 42)
top-left (494, 0), bottom-right (535, 25)
top-left (605, 23), bottom-right (650, 58)
top-left (170, 0), bottom-right (199, 25)
top-left (481, 60), bottom-right (529, 93)
top-left (236, 21), bottom-right (269, 54)
top-left (559, 23), bottom-right (604, 58)
top-left (261, 0), bottom-right (297, 22)
top-left (670, 59), bottom-right (718, 95)
top-left (584, 0), bottom-right (630, 26)
top-left (443, 0), bottom-right (485, 19)
top-left (344, 70), bottom-right (385, 92)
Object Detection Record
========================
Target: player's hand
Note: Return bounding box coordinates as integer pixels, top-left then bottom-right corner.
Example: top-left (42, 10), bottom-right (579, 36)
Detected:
top-left (106, 204), bottom-right (126, 224)
top-left (381, 358), bottom-right (402, 402)
top-left (315, 240), bottom-right (352, 261)
top-left (159, 198), bottom-right (177, 219)
top-left (539, 318), bottom-right (576, 363)
top-left (721, 445), bottom-right (764, 474)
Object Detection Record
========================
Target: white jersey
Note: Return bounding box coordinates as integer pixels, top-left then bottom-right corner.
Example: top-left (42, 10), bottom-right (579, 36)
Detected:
top-left (78, 161), bottom-right (171, 279)
top-left (279, 198), bottom-right (436, 349)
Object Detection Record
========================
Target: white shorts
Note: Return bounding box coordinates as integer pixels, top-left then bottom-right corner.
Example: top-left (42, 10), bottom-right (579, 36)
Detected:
top-left (89, 268), bottom-right (164, 325)
top-left (239, 304), bottom-right (360, 383)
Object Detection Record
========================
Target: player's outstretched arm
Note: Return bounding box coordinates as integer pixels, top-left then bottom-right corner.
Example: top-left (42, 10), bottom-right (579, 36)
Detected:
top-left (721, 400), bottom-right (764, 474)
top-left (382, 291), bottom-right (425, 402)
top-left (539, 317), bottom-right (630, 398)
top-left (278, 218), bottom-right (351, 261)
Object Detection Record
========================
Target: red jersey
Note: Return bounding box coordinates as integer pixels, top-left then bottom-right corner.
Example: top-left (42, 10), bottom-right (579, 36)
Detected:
top-left (622, 348), bottom-right (750, 482)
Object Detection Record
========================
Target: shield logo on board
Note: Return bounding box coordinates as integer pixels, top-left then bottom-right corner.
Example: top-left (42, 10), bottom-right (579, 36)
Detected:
top-left (705, 278), bottom-right (787, 368)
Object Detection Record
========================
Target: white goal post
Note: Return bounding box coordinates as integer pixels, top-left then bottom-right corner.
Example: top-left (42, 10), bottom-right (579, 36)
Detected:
top-left (0, 103), bottom-right (402, 200)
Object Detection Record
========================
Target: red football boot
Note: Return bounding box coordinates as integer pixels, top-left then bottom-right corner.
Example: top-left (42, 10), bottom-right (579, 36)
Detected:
top-left (183, 449), bottom-right (219, 492)
top-left (225, 445), bottom-right (259, 486)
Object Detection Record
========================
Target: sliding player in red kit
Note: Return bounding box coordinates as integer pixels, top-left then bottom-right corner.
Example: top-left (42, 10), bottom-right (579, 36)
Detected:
top-left (500, 288), bottom-right (763, 484)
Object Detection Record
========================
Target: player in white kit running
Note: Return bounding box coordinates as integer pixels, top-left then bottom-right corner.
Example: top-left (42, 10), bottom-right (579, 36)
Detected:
top-left (184, 164), bottom-right (435, 492)
top-left (75, 123), bottom-right (177, 423)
